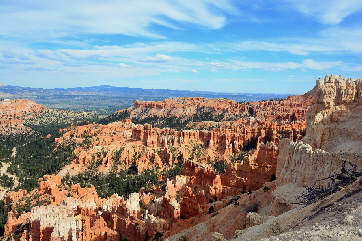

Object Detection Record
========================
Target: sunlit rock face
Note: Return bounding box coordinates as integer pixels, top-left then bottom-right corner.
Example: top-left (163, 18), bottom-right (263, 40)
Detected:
top-left (277, 75), bottom-right (362, 188)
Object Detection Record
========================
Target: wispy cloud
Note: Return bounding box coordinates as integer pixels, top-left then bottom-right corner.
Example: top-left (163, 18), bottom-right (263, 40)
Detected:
top-left (302, 59), bottom-right (342, 70)
top-left (1, 1), bottom-right (361, 93)
top-left (230, 59), bottom-right (342, 70)
top-left (214, 24), bottom-right (362, 56)
top-left (285, 0), bottom-right (362, 24)
top-left (179, 79), bottom-right (206, 83)
top-left (1, 0), bottom-right (237, 41)
top-left (60, 42), bottom-right (198, 60)
top-left (216, 79), bottom-right (264, 82)
top-left (24, 67), bottom-right (53, 72)
top-left (263, 68), bottom-right (285, 72)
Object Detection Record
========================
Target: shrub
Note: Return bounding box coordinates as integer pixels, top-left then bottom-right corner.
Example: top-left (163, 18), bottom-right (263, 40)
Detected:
top-left (245, 202), bottom-right (259, 213)
top-left (297, 160), bottom-right (362, 205)
top-left (212, 160), bottom-right (226, 174)
top-left (178, 236), bottom-right (188, 241)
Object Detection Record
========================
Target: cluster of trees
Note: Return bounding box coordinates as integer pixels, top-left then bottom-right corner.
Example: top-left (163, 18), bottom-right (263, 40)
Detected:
top-left (14, 193), bottom-right (51, 217)
top-left (0, 200), bottom-right (7, 236)
top-left (98, 110), bottom-right (131, 125)
top-left (0, 174), bottom-right (14, 188)
top-left (0, 111), bottom-right (101, 192)
top-left (63, 162), bottom-right (184, 199)
top-left (98, 107), bottom-right (249, 130)
top-left (24, 109), bottom-right (99, 128)
top-left (0, 115), bottom-right (97, 236)
top-left (230, 150), bottom-right (251, 163)
top-left (211, 160), bottom-right (226, 174)
top-left (0, 122), bottom-right (77, 191)
top-left (4, 133), bottom-right (75, 191)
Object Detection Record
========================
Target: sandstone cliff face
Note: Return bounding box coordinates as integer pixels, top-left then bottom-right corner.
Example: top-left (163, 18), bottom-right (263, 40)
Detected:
top-left (277, 75), bottom-right (362, 188)
top-left (117, 94), bottom-right (314, 127)
top-left (129, 97), bottom-right (250, 122)
top-left (166, 75), bottom-right (362, 241)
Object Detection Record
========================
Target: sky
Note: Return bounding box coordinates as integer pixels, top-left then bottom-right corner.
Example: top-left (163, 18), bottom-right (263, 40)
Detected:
top-left (1, 0), bottom-right (362, 94)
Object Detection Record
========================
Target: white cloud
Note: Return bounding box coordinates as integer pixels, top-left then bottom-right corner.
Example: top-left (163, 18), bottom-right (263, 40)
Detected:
top-left (1, 50), bottom-right (17, 58)
top-left (141, 54), bottom-right (172, 63)
top-left (210, 62), bottom-right (229, 68)
top-left (229, 59), bottom-right (342, 71)
top-left (302, 59), bottom-right (342, 70)
top-left (286, 0), bottom-right (362, 24)
top-left (119, 63), bottom-right (130, 67)
top-left (218, 25), bottom-right (362, 55)
top-left (192, 70), bottom-right (199, 73)
top-left (352, 66), bottom-right (362, 71)
top-left (263, 68), bottom-right (284, 72)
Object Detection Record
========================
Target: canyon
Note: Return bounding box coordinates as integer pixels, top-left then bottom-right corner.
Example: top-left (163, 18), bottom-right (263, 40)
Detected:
top-left (0, 75), bottom-right (361, 240)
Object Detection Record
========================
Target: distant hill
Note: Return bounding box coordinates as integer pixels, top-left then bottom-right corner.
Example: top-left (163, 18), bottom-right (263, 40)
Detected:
top-left (0, 84), bottom-right (290, 114)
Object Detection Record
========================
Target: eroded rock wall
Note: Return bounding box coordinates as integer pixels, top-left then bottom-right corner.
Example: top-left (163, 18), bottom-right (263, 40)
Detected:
top-left (277, 75), bottom-right (362, 188)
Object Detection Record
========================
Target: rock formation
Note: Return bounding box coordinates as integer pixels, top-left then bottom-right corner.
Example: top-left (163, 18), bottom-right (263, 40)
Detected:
top-left (165, 75), bottom-right (362, 240)
top-left (277, 75), bottom-right (362, 188)
top-left (1, 80), bottom-right (321, 240)
top-left (0, 98), bottom-right (97, 136)
top-left (228, 75), bottom-right (362, 240)
top-left (0, 99), bottom-right (46, 135)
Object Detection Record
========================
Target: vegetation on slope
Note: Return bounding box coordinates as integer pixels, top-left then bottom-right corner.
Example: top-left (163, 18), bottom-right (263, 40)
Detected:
top-left (0, 131), bottom-right (76, 191)
top-left (62, 161), bottom-right (184, 199)
top-left (0, 110), bottom-right (99, 192)
top-left (98, 107), bottom-right (250, 130)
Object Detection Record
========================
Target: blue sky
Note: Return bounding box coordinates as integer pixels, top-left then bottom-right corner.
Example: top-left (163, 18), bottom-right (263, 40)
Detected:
top-left (1, 0), bottom-right (362, 94)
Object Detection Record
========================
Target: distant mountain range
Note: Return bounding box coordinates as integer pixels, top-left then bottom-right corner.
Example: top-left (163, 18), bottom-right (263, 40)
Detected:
top-left (0, 84), bottom-right (290, 114)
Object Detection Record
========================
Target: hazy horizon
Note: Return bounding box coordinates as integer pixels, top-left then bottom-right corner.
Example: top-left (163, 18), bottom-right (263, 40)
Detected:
top-left (0, 82), bottom-right (294, 95)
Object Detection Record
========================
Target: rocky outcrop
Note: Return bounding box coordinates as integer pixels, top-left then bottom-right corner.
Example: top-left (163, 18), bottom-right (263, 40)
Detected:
top-left (0, 98), bottom-right (97, 136)
top-left (166, 75), bottom-right (362, 241)
top-left (4, 176), bottom-right (144, 240)
top-left (315, 75), bottom-right (361, 107)
top-left (114, 93), bottom-right (314, 128)
top-left (0, 99), bottom-right (46, 135)
top-left (277, 75), bottom-right (362, 188)
top-left (126, 97), bottom-right (250, 125)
